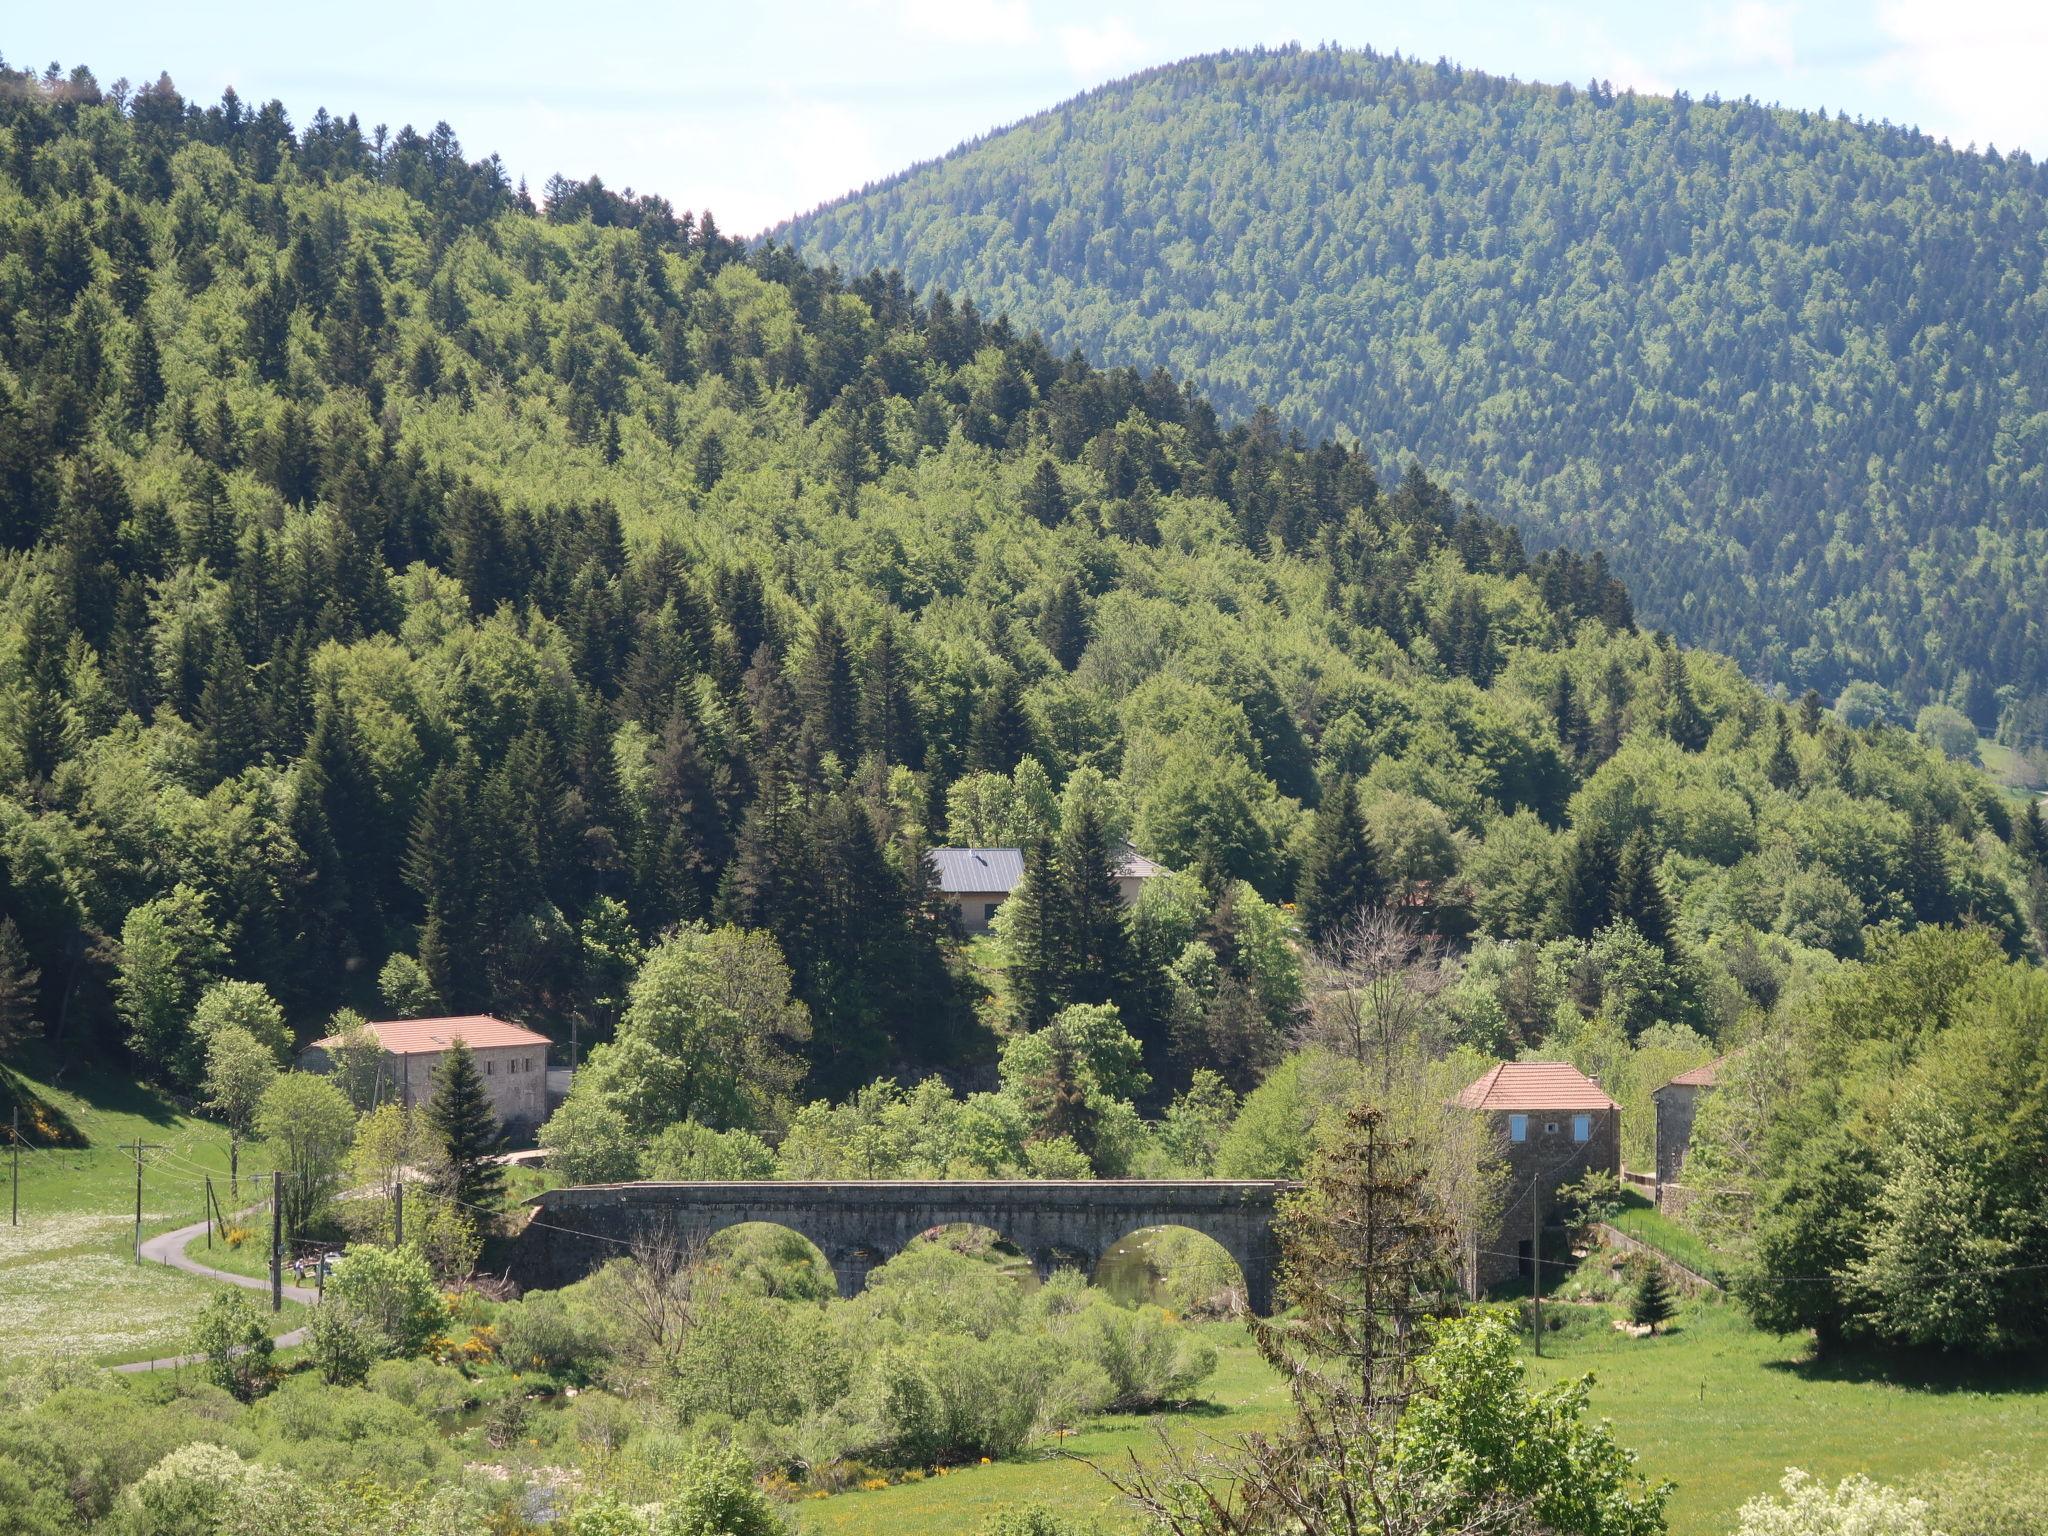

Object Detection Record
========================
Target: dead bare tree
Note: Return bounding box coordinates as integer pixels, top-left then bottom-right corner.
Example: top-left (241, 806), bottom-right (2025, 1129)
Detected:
top-left (590, 1218), bottom-right (707, 1387)
top-left (1299, 907), bottom-right (1451, 1092)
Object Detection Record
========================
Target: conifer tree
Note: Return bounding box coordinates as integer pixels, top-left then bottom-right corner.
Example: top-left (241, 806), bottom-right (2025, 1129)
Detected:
top-left (1295, 774), bottom-right (1381, 945)
top-left (1765, 712), bottom-right (1802, 791)
top-left (0, 916), bottom-right (42, 1055)
top-left (798, 607), bottom-right (859, 763)
top-left (1612, 831), bottom-right (1676, 957)
top-left (858, 621), bottom-right (920, 767)
top-left (123, 318), bottom-right (165, 428)
top-left (1006, 834), bottom-right (1059, 1030)
top-left (426, 1038), bottom-right (505, 1214)
top-left (1023, 457), bottom-right (1068, 525)
top-left (1037, 576), bottom-right (1089, 670)
top-left (1548, 669), bottom-right (1592, 762)
top-left (1903, 810), bottom-right (1955, 927)
top-left (1657, 637), bottom-right (1710, 751)
top-left (1555, 823), bottom-right (1620, 938)
top-left (968, 671), bottom-right (1032, 773)
top-left (1630, 1264), bottom-right (1675, 1334)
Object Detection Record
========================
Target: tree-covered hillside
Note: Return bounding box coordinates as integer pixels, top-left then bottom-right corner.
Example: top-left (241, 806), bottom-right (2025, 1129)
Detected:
top-left (0, 58), bottom-right (2040, 1127)
top-left (781, 45), bottom-right (2048, 744)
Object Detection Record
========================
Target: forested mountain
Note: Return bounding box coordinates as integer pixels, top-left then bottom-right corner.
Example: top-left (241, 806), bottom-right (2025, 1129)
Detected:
top-left (0, 56), bottom-right (2041, 1129)
top-left (781, 45), bottom-right (2048, 745)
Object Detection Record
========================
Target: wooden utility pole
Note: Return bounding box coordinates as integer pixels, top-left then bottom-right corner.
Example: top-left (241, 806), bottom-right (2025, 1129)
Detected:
top-left (1530, 1173), bottom-right (1543, 1357)
top-left (393, 1178), bottom-right (404, 1246)
top-left (133, 1139), bottom-right (144, 1264)
top-left (10, 1107), bottom-right (18, 1226)
top-left (269, 1170), bottom-right (283, 1312)
top-left (204, 1174), bottom-right (213, 1249)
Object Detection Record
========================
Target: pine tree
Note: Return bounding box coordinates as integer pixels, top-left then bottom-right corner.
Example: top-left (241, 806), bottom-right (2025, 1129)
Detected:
top-left (1555, 823), bottom-right (1620, 938)
top-left (968, 671), bottom-right (1032, 773)
top-left (1611, 832), bottom-right (1676, 957)
top-left (426, 1038), bottom-right (505, 1214)
top-left (0, 916), bottom-right (43, 1055)
top-left (1037, 576), bottom-right (1089, 670)
top-left (123, 318), bottom-right (165, 428)
top-left (1023, 457), bottom-right (1068, 525)
top-left (1007, 834), bottom-right (1060, 1030)
top-left (1902, 810), bottom-right (1955, 927)
top-left (1765, 712), bottom-right (1801, 791)
top-left (1656, 637), bottom-right (1710, 751)
top-left (1630, 1264), bottom-right (1675, 1334)
top-left (1548, 669), bottom-right (1592, 762)
top-left (798, 607), bottom-right (859, 764)
top-left (1295, 775), bottom-right (1381, 944)
top-left (2014, 799), bottom-right (2046, 872)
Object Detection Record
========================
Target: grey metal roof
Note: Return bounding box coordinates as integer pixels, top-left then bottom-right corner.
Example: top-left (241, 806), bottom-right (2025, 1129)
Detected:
top-left (928, 846), bottom-right (1026, 894)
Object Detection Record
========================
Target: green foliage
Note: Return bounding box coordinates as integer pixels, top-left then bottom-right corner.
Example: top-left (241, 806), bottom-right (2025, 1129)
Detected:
top-left (787, 45), bottom-right (2048, 728)
top-left (1629, 1266), bottom-right (1676, 1334)
top-left (423, 1039), bottom-right (503, 1214)
top-left (1396, 1313), bottom-right (1670, 1535)
top-left (641, 1119), bottom-right (776, 1180)
top-left (540, 1088), bottom-right (642, 1183)
top-left (1731, 1470), bottom-right (1936, 1536)
top-left (189, 1290), bottom-right (275, 1403)
top-left (252, 1072), bottom-right (354, 1238)
top-left (324, 1244), bottom-right (447, 1357)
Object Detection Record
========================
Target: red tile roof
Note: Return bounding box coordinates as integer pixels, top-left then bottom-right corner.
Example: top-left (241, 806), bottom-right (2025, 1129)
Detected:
top-left (1661, 1057), bottom-right (1727, 1090)
top-left (1456, 1061), bottom-right (1617, 1113)
top-left (308, 1015), bottom-right (551, 1056)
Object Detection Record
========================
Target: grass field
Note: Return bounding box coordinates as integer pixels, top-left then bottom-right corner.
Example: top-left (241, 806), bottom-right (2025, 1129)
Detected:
top-left (790, 1295), bottom-right (2048, 1536)
top-left (0, 1058), bottom-right (298, 1364)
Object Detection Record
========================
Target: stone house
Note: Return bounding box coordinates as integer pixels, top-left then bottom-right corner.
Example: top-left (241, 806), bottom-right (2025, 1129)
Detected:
top-left (1652, 1057), bottom-right (1727, 1206)
top-left (300, 1014), bottom-right (553, 1136)
top-left (928, 843), bottom-right (1167, 933)
top-left (1454, 1061), bottom-right (1620, 1295)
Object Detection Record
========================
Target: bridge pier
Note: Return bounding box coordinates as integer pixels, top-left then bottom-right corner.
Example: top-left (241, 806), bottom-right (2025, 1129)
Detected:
top-left (828, 1245), bottom-right (885, 1299)
top-left (1030, 1244), bottom-right (1098, 1285)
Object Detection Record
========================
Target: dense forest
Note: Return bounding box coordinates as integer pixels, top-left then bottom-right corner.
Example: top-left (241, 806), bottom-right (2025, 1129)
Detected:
top-left (4, 51), bottom-right (2048, 1536)
top-left (0, 54), bottom-right (2041, 1123)
top-left (782, 45), bottom-right (2048, 745)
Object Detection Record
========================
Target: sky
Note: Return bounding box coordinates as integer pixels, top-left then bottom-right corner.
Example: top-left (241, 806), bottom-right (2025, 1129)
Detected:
top-left (16, 1), bottom-right (2048, 235)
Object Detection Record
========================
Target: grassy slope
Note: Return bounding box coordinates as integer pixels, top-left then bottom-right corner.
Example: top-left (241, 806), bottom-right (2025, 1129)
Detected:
top-left (0, 1057), bottom-right (300, 1364)
top-left (1609, 1191), bottom-right (1726, 1284)
top-left (795, 1300), bottom-right (2048, 1536)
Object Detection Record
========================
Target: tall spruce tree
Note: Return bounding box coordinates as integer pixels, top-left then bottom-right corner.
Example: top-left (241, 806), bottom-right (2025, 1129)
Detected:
top-left (0, 916), bottom-right (42, 1055)
top-left (1611, 832), bottom-right (1677, 958)
top-left (1555, 822), bottom-right (1620, 939)
top-left (1295, 774), bottom-right (1381, 945)
top-left (426, 1038), bottom-right (505, 1214)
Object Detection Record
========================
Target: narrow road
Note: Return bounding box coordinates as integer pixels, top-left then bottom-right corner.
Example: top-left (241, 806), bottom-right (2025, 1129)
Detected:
top-left (114, 1217), bottom-right (320, 1374)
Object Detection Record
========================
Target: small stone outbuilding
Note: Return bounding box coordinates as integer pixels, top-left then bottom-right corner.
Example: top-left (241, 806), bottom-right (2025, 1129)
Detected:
top-left (1455, 1061), bottom-right (1619, 1295)
top-left (1652, 1056), bottom-right (1727, 1207)
top-left (300, 1014), bottom-right (552, 1136)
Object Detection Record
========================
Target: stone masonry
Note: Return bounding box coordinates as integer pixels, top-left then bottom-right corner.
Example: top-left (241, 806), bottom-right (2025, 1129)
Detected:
top-left (509, 1179), bottom-right (1295, 1313)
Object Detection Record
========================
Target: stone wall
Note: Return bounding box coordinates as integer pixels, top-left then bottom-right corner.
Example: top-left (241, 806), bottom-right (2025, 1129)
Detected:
top-left (1467, 1108), bottom-right (1621, 1294)
top-left (508, 1179), bottom-right (1293, 1312)
top-left (1652, 1083), bottom-right (1706, 1199)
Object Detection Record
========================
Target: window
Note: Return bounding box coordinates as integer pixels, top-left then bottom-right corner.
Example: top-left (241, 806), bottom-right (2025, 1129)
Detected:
top-left (486, 1059), bottom-right (495, 1075)
top-left (984, 902), bottom-right (1001, 924)
top-left (525, 1057), bottom-right (533, 1072)
top-left (1509, 1114), bottom-right (1528, 1143)
top-left (1573, 1114), bottom-right (1592, 1143)
top-left (1545, 1122), bottom-right (1560, 1136)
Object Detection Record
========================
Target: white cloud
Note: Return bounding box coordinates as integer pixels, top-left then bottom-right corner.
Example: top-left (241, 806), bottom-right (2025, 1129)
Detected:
top-left (1727, 2), bottom-right (1797, 72)
top-left (1875, 0), bottom-right (2048, 152)
top-left (1057, 17), bottom-right (1150, 80)
top-left (895, 0), bottom-right (1035, 47)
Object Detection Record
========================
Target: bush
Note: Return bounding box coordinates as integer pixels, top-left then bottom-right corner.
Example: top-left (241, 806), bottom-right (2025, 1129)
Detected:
top-left (324, 1245), bottom-right (447, 1357)
top-left (118, 1442), bottom-right (289, 1536)
top-left (642, 1120), bottom-right (776, 1181)
top-left (366, 1358), bottom-right (477, 1421)
top-left (656, 1443), bottom-right (787, 1536)
top-left (1733, 1469), bottom-right (1937, 1536)
top-left (308, 1304), bottom-right (379, 1387)
top-left (189, 1290), bottom-right (274, 1402)
top-left (232, 1379), bottom-right (449, 1489)
top-left (540, 1092), bottom-right (642, 1184)
top-left (493, 1292), bottom-right (609, 1380)
top-left (1063, 1296), bottom-right (1217, 1408)
top-left (1918, 1455), bottom-right (2048, 1536)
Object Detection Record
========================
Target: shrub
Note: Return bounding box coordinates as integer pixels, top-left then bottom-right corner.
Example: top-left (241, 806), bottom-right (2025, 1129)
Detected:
top-left (643, 1120), bottom-right (776, 1181)
top-left (1917, 1455), bottom-right (2048, 1536)
top-left (494, 1292), bottom-right (609, 1380)
top-left (1063, 1297), bottom-right (1217, 1408)
top-left (324, 1245), bottom-right (447, 1357)
top-left (308, 1304), bottom-right (379, 1387)
top-left (540, 1092), bottom-right (642, 1184)
top-left (366, 1358), bottom-right (477, 1421)
top-left (656, 1443), bottom-right (787, 1536)
top-left (118, 1443), bottom-right (287, 1536)
top-left (232, 1379), bottom-right (450, 1489)
top-left (1733, 1469), bottom-right (1938, 1536)
top-left (189, 1290), bottom-right (274, 1402)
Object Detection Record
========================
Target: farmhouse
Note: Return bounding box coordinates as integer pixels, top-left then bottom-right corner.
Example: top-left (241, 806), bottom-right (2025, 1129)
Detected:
top-left (1652, 1056), bottom-right (1728, 1205)
top-left (1455, 1061), bottom-right (1620, 1294)
top-left (928, 842), bottom-right (1168, 933)
top-left (300, 1014), bottom-right (553, 1135)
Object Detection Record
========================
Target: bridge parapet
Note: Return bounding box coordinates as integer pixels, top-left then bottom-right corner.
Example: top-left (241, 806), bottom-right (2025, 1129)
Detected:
top-left (511, 1179), bottom-right (1297, 1313)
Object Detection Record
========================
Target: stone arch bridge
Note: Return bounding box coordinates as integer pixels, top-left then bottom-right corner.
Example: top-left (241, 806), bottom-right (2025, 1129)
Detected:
top-left (510, 1180), bottom-right (1297, 1314)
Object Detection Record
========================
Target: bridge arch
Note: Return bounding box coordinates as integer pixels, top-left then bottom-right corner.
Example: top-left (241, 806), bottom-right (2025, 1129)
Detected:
top-left (513, 1179), bottom-right (1292, 1313)
top-left (1094, 1224), bottom-right (1252, 1314)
